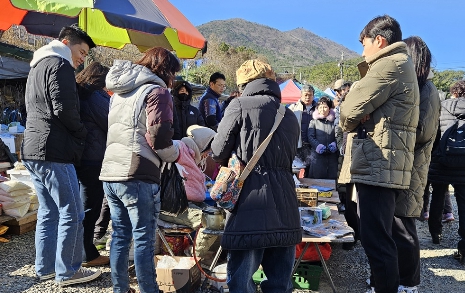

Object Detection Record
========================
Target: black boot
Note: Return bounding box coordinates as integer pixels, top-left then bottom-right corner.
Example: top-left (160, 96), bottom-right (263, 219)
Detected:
top-left (431, 233), bottom-right (442, 244)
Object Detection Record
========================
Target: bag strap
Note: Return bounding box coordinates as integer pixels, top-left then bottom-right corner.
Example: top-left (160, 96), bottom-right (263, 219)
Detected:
top-left (238, 104), bottom-right (286, 181)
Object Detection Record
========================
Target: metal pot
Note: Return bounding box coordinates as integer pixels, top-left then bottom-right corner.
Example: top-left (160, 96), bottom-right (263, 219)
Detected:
top-left (201, 206), bottom-right (225, 230)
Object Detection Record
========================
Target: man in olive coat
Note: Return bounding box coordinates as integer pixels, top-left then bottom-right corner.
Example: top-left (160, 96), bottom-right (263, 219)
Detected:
top-left (338, 15), bottom-right (419, 293)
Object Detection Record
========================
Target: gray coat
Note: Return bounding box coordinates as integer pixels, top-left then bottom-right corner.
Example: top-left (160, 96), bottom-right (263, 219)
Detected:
top-left (307, 109), bottom-right (338, 179)
top-left (211, 78), bottom-right (302, 250)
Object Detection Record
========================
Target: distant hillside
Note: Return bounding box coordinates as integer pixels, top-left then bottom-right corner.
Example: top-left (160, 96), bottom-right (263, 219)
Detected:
top-left (197, 18), bottom-right (359, 67)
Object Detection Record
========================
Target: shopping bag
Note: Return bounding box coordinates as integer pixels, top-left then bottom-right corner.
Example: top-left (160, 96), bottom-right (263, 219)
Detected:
top-left (160, 163), bottom-right (188, 216)
top-left (210, 152), bottom-right (245, 211)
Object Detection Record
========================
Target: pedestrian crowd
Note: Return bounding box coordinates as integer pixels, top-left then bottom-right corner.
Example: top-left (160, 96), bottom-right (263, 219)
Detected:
top-left (13, 13), bottom-right (465, 293)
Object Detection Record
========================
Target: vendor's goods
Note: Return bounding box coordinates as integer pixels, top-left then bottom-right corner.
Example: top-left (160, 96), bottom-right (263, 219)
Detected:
top-left (296, 188), bottom-right (318, 207)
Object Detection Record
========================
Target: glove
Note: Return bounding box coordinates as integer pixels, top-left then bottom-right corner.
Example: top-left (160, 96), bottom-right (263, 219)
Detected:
top-left (328, 142), bottom-right (337, 153)
top-left (316, 144), bottom-right (326, 154)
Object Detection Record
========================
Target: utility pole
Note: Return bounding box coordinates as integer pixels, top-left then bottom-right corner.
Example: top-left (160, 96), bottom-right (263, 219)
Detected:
top-left (338, 51), bottom-right (344, 79)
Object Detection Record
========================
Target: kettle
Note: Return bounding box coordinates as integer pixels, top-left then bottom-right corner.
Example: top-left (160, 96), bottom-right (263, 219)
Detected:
top-left (201, 206), bottom-right (225, 230)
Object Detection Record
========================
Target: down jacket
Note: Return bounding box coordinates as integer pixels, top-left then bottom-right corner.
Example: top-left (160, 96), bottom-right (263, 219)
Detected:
top-left (428, 96), bottom-right (465, 184)
top-left (22, 40), bottom-right (87, 164)
top-left (99, 60), bottom-right (179, 184)
top-left (395, 79), bottom-right (440, 217)
top-left (338, 42), bottom-right (420, 189)
top-left (211, 78), bottom-right (302, 250)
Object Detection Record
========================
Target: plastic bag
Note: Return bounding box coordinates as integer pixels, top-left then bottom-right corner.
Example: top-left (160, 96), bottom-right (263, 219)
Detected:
top-left (160, 163), bottom-right (188, 216)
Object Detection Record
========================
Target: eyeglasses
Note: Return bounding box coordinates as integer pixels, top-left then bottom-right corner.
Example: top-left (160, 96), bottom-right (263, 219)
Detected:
top-left (215, 83), bottom-right (226, 88)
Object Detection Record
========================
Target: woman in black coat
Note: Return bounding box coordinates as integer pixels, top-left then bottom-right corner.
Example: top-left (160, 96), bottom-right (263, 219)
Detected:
top-left (211, 60), bottom-right (301, 293)
top-left (428, 80), bottom-right (465, 262)
top-left (75, 62), bottom-right (111, 267)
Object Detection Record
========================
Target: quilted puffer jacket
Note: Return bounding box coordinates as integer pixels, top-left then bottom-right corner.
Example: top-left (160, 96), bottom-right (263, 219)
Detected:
top-left (395, 79), bottom-right (440, 217)
top-left (338, 42), bottom-right (420, 190)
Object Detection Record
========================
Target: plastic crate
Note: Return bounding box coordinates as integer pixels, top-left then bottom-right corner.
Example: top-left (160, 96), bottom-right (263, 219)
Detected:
top-left (252, 264), bottom-right (323, 290)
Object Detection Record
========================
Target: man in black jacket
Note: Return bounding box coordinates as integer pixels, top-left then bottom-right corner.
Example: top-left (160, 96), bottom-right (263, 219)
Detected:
top-left (21, 25), bottom-right (101, 286)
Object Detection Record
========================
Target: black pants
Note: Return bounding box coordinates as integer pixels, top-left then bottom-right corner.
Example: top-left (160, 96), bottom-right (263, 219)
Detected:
top-left (357, 183), bottom-right (420, 293)
top-left (422, 181), bottom-right (453, 214)
top-left (344, 183), bottom-right (360, 241)
top-left (429, 183), bottom-right (465, 251)
top-left (94, 195), bottom-right (110, 240)
top-left (76, 165), bottom-right (105, 262)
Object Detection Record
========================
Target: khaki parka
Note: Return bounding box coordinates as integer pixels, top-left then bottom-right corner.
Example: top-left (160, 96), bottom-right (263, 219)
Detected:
top-left (338, 42), bottom-right (420, 190)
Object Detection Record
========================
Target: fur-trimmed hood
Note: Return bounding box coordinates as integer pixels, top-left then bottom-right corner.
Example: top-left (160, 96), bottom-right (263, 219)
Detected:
top-left (312, 108), bottom-right (336, 122)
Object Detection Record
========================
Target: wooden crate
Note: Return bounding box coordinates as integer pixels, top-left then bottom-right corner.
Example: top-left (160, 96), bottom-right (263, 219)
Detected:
top-left (296, 188), bottom-right (318, 207)
top-left (4, 210), bottom-right (37, 235)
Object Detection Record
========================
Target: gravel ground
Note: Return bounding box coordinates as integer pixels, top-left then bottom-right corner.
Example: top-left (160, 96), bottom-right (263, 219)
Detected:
top-left (1, 197), bottom-right (464, 293)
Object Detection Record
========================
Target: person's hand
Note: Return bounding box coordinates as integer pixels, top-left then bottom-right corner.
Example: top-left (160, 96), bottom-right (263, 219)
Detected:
top-left (328, 142), bottom-right (337, 153)
top-left (361, 114), bottom-right (370, 124)
top-left (316, 144), bottom-right (326, 154)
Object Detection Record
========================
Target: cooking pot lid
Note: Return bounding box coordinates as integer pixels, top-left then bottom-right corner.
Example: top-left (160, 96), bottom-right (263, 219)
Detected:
top-left (203, 206), bottom-right (222, 215)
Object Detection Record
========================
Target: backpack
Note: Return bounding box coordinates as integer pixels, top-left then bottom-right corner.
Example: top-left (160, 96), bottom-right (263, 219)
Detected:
top-left (438, 116), bottom-right (465, 167)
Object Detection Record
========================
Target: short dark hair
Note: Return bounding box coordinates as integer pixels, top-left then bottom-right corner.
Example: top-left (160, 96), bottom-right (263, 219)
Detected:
top-left (58, 24), bottom-right (96, 49)
top-left (403, 36), bottom-right (431, 89)
top-left (136, 47), bottom-right (181, 88)
top-left (317, 96), bottom-right (334, 109)
top-left (359, 15), bottom-right (402, 45)
top-left (450, 80), bottom-right (465, 98)
top-left (209, 72), bottom-right (225, 84)
top-left (75, 62), bottom-right (109, 90)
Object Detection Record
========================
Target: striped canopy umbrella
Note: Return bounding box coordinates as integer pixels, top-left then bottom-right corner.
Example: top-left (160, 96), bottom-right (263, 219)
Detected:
top-left (0, 0), bottom-right (206, 59)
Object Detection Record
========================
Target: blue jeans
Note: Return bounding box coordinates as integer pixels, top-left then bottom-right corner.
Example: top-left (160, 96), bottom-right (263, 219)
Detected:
top-left (103, 181), bottom-right (161, 293)
top-left (22, 160), bottom-right (84, 281)
top-left (227, 246), bottom-right (295, 293)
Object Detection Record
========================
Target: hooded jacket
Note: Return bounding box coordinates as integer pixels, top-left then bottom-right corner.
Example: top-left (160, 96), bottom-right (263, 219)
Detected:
top-left (172, 81), bottom-right (205, 138)
top-left (395, 77), bottom-right (440, 217)
top-left (428, 96), bottom-right (465, 184)
top-left (338, 42), bottom-right (420, 189)
top-left (211, 78), bottom-right (302, 250)
top-left (21, 40), bottom-right (88, 164)
top-left (99, 60), bottom-right (178, 183)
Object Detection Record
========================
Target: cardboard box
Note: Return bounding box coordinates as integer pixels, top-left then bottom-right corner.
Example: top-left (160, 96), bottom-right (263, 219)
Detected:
top-left (299, 207), bottom-right (322, 227)
top-left (0, 135), bottom-right (15, 153)
top-left (155, 256), bottom-right (201, 293)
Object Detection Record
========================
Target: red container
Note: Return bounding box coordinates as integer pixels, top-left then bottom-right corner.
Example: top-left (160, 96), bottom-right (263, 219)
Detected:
top-left (160, 233), bottom-right (185, 256)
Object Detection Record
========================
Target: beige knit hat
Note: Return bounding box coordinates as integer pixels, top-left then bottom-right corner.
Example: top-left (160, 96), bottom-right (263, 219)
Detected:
top-left (333, 79), bottom-right (345, 90)
top-left (181, 125), bottom-right (216, 164)
top-left (236, 59), bottom-right (276, 86)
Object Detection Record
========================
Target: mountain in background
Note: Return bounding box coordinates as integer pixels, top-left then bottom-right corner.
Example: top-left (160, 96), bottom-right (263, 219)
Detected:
top-left (197, 18), bottom-right (360, 67)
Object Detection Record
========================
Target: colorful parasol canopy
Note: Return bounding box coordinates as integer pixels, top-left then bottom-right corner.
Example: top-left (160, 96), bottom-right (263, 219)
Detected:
top-left (0, 0), bottom-right (206, 59)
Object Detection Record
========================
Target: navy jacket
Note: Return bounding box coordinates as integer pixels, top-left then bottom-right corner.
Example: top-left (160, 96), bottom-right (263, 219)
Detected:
top-left (77, 85), bottom-right (110, 165)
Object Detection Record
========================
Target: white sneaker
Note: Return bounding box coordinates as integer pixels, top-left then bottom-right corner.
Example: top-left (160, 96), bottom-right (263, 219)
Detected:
top-left (58, 267), bottom-right (101, 287)
top-left (398, 285), bottom-right (418, 293)
top-left (366, 287), bottom-right (376, 293)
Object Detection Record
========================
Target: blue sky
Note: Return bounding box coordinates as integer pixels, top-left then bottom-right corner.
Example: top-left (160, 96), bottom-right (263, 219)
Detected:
top-left (171, 0), bottom-right (464, 71)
